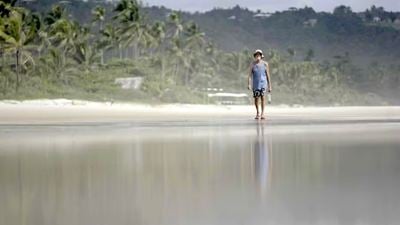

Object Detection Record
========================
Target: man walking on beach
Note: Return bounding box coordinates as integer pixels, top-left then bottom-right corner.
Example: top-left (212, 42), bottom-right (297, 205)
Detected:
top-left (248, 49), bottom-right (271, 120)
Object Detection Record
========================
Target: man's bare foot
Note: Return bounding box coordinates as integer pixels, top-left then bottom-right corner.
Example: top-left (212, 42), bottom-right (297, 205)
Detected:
top-left (255, 114), bottom-right (260, 120)
top-left (260, 115), bottom-right (266, 120)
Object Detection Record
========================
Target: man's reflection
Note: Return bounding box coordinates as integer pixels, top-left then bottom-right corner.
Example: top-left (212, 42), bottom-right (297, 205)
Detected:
top-left (253, 122), bottom-right (272, 198)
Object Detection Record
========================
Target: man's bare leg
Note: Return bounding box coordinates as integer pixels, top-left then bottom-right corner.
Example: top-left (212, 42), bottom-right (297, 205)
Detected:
top-left (254, 97), bottom-right (260, 119)
top-left (260, 96), bottom-right (265, 120)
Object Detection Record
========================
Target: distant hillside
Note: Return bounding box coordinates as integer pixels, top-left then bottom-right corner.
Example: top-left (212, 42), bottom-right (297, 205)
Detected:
top-left (144, 5), bottom-right (400, 65)
top-left (22, 1), bottom-right (400, 66)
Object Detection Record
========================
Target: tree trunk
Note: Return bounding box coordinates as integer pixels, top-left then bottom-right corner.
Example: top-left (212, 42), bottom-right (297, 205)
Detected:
top-left (119, 44), bottom-right (123, 60)
top-left (3, 77), bottom-right (8, 95)
top-left (15, 49), bottom-right (20, 93)
top-left (1, 48), bottom-right (4, 73)
top-left (335, 74), bottom-right (338, 88)
top-left (134, 41), bottom-right (139, 58)
top-left (238, 54), bottom-right (242, 72)
top-left (3, 53), bottom-right (7, 92)
top-left (184, 60), bottom-right (190, 86)
top-left (161, 56), bottom-right (165, 79)
top-left (185, 54), bottom-right (192, 86)
top-left (100, 22), bottom-right (104, 65)
top-left (185, 68), bottom-right (189, 86)
top-left (175, 62), bottom-right (179, 77)
top-left (100, 49), bottom-right (104, 65)
top-left (1, 49), bottom-right (7, 93)
top-left (60, 48), bottom-right (68, 83)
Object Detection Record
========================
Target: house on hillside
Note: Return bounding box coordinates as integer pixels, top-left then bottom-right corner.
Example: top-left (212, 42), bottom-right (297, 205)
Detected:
top-left (303, 19), bottom-right (318, 28)
top-left (115, 77), bottom-right (143, 90)
top-left (373, 16), bottom-right (381, 22)
top-left (253, 12), bottom-right (271, 19)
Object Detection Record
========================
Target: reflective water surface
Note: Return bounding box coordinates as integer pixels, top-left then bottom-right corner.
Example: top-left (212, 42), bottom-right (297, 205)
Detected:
top-left (1, 121), bottom-right (400, 225)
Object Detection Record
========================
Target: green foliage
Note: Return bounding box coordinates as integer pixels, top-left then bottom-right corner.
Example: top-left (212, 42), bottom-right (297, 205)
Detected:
top-left (0, 0), bottom-right (398, 105)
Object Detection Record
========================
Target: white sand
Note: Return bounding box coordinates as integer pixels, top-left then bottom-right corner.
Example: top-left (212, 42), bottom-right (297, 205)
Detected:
top-left (0, 99), bottom-right (399, 125)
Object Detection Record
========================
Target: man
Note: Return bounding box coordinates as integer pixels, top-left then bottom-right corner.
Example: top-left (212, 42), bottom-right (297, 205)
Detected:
top-left (248, 49), bottom-right (271, 120)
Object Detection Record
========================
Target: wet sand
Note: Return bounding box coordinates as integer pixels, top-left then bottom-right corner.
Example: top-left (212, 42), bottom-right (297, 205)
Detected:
top-left (1, 100), bottom-right (400, 225)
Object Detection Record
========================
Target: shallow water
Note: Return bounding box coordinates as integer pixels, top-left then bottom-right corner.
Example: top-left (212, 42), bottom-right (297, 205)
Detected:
top-left (1, 120), bottom-right (400, 225)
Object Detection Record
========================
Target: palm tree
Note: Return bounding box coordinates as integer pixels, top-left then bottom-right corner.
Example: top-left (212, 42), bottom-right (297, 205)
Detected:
top-left (167, 12), bottom-right (183, 40)
top-left (98, 23), bottom-right (120, 59)
top-left (287, 48), bottom-right (296, 61)
top-left (36, 30), bottom-right (51, 59)
top-left (44, 4), bottom-right (66, 26)
top-left (304, 49), bottom-right (314, 61)
top-left (92, 6), bottom-right (105, 29)
top-left (38, 47), bottom-right (68, 81)
top-left (113, 0), bottom-right (140, 24)
top-left (0, 13), bottom-right (6, 73)
top-left (121, 22), bottom-right (150, 58)
top-left (165, 12), bottom-right (185, 82)
top-left (72, 26), bottom-right (99, 72)
top-left (169, 38), bottom-right (189, 85)
top-left (184, 22), bottom-right (205, 50)
top-left (48, 18), bottom-right (78, 62)
top-left (41, 4), bottom-right (67, 58)
top-left (140, 23), bottom-right (157, 56)
top-left (148, 21), bottom-right (167, 77)
top-left (92, 6), bottom-right (105, 64)
top-left (46, 17), bottom-right (94, 83)
top-left (182, 22), bottom-right (206, 85)
top-left (0, 0), bottom-right (17, 17)
top-left (149, 21), bottom-right (165, 52)
top-left (113, 0), bottom-right (142, 58)
top-left (0, 9), bottom-right (38, 92)
top-left (45, 4), bottom-right (77, 54)
top-left (73, 42), bottom-right (100, 73)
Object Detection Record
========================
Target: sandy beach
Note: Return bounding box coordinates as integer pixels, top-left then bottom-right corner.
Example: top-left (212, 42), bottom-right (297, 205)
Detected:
top-left (0, 99), bottom-right (399, 125)
top-left (2, 99), bottom-right (400, 225)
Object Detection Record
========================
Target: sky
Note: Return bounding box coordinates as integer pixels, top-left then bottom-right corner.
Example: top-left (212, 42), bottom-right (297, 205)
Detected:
top-left (140, 0), bottom-right (400, 13)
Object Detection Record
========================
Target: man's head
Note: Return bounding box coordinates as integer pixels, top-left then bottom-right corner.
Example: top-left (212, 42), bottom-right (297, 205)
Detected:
top-left (253, 49), bottom-right (264, 61)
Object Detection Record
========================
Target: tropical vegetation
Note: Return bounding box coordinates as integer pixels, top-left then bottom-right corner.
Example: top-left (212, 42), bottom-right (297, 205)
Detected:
top-left (0, 0), bottom-right (399, 105)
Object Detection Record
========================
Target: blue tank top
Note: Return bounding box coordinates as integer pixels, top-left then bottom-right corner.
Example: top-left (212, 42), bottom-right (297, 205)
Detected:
top-left (252, 61), bottom-right (268, 90)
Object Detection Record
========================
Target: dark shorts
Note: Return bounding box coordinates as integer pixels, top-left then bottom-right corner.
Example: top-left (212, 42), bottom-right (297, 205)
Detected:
top-left (253, 88), bottom-right (266, 98)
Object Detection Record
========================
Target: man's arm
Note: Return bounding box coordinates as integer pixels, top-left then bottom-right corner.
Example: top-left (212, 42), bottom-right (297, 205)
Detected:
top-left (265, 61), bottom-right (272, 92)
